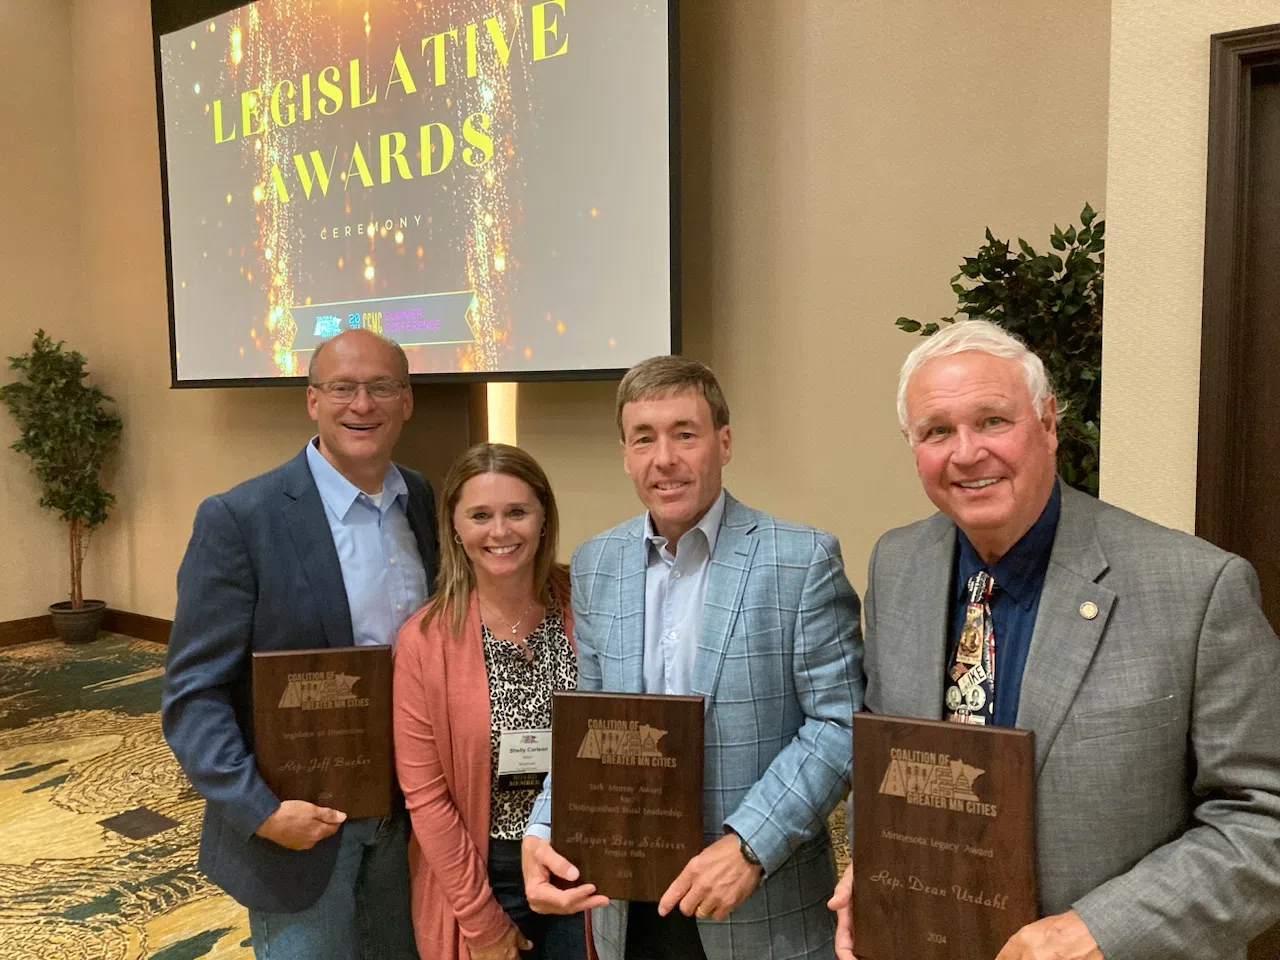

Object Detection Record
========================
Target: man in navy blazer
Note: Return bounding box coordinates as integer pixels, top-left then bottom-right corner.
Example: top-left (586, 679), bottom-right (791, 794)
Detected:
top-left (162, 329), bottom-right (437, 960)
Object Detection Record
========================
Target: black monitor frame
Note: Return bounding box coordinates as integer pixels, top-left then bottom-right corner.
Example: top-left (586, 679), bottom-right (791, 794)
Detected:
top-left (150, 0), bottom-right (681, 388)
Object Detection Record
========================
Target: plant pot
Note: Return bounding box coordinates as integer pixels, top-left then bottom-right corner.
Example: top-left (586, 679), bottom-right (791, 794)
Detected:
top-left (49, 600), bottom-right (107, 645)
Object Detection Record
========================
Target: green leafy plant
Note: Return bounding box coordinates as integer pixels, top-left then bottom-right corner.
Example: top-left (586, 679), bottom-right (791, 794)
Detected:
top-left (0, 331), bottom-right (123, 608)
top-left (896, 203), bottom-right (1103, 496)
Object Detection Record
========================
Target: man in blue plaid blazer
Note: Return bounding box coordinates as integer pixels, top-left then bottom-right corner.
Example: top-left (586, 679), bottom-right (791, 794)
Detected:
top-left (523, 356), bottom-right (865, 960)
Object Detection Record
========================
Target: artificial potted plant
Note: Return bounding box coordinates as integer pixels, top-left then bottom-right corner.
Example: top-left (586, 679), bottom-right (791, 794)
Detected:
top-left (0, 330), bottom-right (123, 643)
top-left (895, 203), bottom-right (1104, 496)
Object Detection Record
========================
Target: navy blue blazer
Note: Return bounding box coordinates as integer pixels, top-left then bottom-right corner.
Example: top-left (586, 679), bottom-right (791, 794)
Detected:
top-left (161, 448), bottom-right (438, 912)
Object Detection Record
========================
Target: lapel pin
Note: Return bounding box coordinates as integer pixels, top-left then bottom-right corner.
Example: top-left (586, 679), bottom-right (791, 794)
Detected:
top-left (1079, 601), bottom-right (1099, 620)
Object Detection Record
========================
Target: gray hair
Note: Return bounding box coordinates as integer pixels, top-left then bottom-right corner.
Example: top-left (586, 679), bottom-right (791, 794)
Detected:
top-left (896, 319), bottom-right (1056, 434)
top-left (307, 329), bottom-right (410, 383)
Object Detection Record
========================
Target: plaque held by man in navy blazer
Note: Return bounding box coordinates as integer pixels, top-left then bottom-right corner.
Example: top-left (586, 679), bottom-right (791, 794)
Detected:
top-left (162, 330), bottom-right (436, 960)
top-left (522, 356), bottom-right (865, 960)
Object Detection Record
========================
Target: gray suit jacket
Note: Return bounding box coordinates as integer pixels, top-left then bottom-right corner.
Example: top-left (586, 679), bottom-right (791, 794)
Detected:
top-left (531, 493), bottom-right (865, 960)
top-left (862, 483), bottom-right (1280, 959)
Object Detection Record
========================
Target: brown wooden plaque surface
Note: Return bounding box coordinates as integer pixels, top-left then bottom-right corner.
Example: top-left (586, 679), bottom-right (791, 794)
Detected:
top-left (251, 645), bottom-right (392, 820)
top-left (552, 691), bottom-right (703, 902)
top-left (853, 713), bottom-right (1037, 960)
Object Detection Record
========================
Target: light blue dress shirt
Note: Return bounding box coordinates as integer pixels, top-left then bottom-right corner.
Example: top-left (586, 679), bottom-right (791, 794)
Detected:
top-left (642, 489), bottom-right (727, 695)
top-left (525, 490), bottom-right (729, 843)
top-left (305, 440), bottom-right (428, 647)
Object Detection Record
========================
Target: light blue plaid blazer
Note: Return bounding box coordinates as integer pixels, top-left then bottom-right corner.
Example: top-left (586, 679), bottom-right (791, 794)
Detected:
top-left (531, 493), bottom-right (864, 960)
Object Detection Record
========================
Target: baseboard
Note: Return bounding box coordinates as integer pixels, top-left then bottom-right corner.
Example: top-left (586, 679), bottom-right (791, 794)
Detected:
top-left (101, 609), bottom-right (172, 644)
top-left (0, 615), bottom-right (55, 648)
top-left (0, 609), bottom-right (172, 647)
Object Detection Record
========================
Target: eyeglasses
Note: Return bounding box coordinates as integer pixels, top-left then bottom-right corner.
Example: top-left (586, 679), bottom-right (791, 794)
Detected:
top-left (310, 379), bottom-right (407, 402)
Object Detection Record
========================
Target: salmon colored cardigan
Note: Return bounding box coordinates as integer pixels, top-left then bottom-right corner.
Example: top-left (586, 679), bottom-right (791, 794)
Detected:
top-left (393, 594), bottom-right (579, 960)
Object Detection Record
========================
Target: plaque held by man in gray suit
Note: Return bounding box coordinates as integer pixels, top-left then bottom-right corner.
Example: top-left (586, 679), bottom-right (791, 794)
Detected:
top-left (251, 645), bottom-right (392, 820)
top-left (552, 691), bottom-right (703, 902)
top-left (853, 713), bottom-right (1037, 960)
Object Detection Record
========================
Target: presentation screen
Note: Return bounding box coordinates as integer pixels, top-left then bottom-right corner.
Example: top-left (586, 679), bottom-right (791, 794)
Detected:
top-left (153, 0), bottom-right (676, 385)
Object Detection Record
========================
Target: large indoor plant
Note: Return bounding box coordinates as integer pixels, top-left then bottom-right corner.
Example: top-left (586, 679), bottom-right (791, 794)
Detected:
top-left (1, 330), bottom-right (123, 643)
top-left (895, 203), bottom-right (1104, 496)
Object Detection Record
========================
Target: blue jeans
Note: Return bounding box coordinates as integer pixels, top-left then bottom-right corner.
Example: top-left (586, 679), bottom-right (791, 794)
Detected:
top-left (247, 815), bottom-right (418, 960)
top-left (488, 837), bottom-right (589, 960)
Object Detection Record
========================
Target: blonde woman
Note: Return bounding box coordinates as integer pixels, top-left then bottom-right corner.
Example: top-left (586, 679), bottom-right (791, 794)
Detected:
top-left (393, 443), bottom-right (593, 960)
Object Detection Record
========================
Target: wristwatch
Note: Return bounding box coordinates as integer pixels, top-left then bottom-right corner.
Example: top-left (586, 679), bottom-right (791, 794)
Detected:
top-left (732, 830), bottom-right (762, 868)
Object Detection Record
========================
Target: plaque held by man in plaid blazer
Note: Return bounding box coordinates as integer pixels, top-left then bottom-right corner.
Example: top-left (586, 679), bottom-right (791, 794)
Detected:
top-left (552, 691), bottom-right (704, 902)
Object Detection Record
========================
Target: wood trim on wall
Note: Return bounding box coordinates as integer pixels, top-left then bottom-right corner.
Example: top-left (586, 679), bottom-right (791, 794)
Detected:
top-left (100, 609), bottom-right (173, 644)
top-left (468, 381), bottom-right (489, 445)
top-left (1197, 23), bottom-right (1280, 547)
top-left (0, 615), bottom-right (54, 649)
top-left (0, 609), bottom-right (172, 647)
top-left (1199, 25), bottom-right (1280, 960)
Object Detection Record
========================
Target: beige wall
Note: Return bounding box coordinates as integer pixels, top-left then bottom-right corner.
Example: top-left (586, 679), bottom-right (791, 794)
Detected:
top-left (1102, 0), bottom-right (1280, 530)
top-left (0, 0), bottom-right (83, 621)
top-left (523, 1), bottom-right (1112, 594)
top-left (1, 0), bottom-right (1111, 621)
top-left (0, 0), bottom-right (471, 621)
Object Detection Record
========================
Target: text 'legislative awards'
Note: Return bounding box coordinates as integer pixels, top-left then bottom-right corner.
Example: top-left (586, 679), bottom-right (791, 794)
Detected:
top-left (853, 713), bottom-right (1037, 960)
top-left (252, 645), bottom-right (392, 820)
top-left (552, 691), bottom-right (703, 902)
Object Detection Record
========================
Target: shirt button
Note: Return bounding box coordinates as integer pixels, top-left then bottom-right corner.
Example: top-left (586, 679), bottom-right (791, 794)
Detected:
top-left (397, 604), bottom-right (404, 611)
top-left (671, 571), bottom-right (681, 579)
top-left (389, 557), bottom-right (397, 565)
top-left (667, 631), bottom-right (677, 640)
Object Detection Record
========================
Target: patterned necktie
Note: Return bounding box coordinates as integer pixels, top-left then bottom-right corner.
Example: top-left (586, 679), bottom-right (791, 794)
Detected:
top-left (945, 571), bottom-right (996, 724)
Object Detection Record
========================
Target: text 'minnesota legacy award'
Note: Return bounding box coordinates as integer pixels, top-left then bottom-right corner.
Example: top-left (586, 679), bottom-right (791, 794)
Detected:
top-left (552, 691), bottom-right (703, 902)
top-left (252, 645), bottom-right (392, 820)
top-left (853, 713), bottom-right (1037, 960)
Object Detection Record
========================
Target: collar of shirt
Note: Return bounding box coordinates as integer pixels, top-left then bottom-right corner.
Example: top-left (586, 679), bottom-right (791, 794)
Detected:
top-left (305, 439), bottom-right (408, 522)
top-left (644, 488), bottom-right (727, 563)
top-left (956, 479), bottom-right (1062, 609)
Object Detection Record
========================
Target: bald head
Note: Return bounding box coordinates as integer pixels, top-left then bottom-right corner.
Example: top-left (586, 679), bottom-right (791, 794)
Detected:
top-left (308, 329), bottom-right (409, 384)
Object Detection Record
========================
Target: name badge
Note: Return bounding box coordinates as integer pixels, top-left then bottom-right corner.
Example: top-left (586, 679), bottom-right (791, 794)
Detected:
top-left (497, 728), bottom-right (552, 792)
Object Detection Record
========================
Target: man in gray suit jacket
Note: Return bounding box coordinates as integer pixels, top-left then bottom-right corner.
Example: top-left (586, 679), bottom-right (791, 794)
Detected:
top-left (830, 319), bottom-right (1280, 960)
top-left (162, 330), bottom-right (435, 960)
top-left (523, 356), bottom-right (864, 960)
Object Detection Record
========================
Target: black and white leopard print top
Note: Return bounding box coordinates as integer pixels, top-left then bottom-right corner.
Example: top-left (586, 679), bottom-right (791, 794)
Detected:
top-left (481, 605), bottom-right (577, 840)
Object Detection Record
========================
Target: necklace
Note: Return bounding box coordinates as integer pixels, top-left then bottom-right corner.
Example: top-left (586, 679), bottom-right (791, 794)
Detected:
top-left (480, 596), bottom-right (540, 663)
top-left (479, 596), bottom-right (539, 636)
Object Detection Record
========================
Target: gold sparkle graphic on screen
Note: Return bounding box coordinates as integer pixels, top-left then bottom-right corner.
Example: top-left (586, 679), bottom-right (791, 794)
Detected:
top-left (205, 0), bottom-right (536, 375)
top-left (225, 1), bottom-right (311, 375)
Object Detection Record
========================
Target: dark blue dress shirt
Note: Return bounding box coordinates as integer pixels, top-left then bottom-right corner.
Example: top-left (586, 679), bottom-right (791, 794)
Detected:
top-left (949, 480), bottom-right (1061, 728)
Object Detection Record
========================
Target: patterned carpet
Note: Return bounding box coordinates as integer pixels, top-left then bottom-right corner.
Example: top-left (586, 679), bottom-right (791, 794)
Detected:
top-left (0, 633), bottom-right (850, 960)
top-left (0, 634), bottom-right (251, 960)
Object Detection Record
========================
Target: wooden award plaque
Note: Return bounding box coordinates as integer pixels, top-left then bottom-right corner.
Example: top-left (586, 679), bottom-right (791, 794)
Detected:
top-left (251, 645), bottom-right (392, 820)
top-left (552, 691), bottom-right (703, 902)
top-left (853, 713), bottom-right (1037, 960)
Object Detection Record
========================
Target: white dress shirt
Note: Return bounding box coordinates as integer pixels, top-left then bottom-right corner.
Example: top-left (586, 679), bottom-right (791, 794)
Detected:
top-left (642, 489), bottom-right (727, 695)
